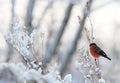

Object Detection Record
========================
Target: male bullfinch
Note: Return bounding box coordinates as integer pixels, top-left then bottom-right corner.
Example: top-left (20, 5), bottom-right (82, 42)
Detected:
top-left (90, 43), bottom-right (111, 60)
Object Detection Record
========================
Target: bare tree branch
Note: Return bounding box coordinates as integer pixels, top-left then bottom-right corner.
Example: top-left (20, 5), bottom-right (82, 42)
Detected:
top-left (60, 0), bottom-right (93, 77)
top-left (35, 1), bottom-right (53, 29)
top-left (45, 3), bottom-right (74, 64)
top-left (11, 0), bottom-right (15, 21)
top-left (25, 0), bottom-right (35, 34)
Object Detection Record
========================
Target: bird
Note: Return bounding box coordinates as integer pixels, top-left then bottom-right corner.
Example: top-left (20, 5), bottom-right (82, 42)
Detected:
top-left (90, 43), bottom-right (111, 60)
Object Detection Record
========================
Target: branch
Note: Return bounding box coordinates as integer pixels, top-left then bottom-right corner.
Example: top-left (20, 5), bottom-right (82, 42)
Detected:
top-left (25, 0), bottom-right (35, 34)
top-left (35, 1), bottom-right (54, 29)
top-left (60, 0), bottom-right (93, 76)
top-left (45, 3), bottom-right (74, 64)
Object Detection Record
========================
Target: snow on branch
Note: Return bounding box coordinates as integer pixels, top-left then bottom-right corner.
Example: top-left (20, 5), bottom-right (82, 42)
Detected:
top-left (5, 18), bottom-right (40, 69)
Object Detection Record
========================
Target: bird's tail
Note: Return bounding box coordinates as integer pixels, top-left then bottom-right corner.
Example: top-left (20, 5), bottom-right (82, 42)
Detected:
top-left (104, 56), bottom-right (111, 60)
top-left (100, 51), bottom-right (111, 60)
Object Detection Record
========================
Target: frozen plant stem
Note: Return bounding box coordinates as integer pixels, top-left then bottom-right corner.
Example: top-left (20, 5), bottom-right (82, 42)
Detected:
top-left (40, 32), bottom-right (45, 63)
top-left (39, 29), bottom-right (48, 74)
top-left (87, 15), bottom-right (94, 43)
top-left (87, 14), bottom-right (101, 79)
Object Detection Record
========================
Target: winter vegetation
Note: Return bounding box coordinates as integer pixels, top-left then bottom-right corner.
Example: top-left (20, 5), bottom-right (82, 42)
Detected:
top-left (0, 0), bottom-right (119, 83)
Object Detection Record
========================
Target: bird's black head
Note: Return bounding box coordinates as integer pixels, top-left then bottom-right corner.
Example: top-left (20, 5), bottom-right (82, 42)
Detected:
top-left (90, 43), bottom-right (96, 46)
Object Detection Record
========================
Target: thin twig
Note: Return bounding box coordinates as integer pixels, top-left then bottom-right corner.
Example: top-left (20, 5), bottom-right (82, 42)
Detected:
top-left (87, 15), bottom-right (94, 43)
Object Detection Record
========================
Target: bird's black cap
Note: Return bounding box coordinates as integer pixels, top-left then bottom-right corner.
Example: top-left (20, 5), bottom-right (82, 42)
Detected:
top-left (90, 43), bottom-right (96, 46)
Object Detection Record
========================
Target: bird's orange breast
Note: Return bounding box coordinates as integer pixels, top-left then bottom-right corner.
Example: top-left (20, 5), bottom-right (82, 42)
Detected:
top-left (90, 45), bottom-right (100, 58)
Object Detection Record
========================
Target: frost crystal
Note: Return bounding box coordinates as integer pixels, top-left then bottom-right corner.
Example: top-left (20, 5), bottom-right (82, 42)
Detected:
top-left (95, 68), bottom-right (100, 71)
top-left (99, 78), bottom-right (105, 83)
top-left (64, 74), bottom-right (72, 83)
top-left (89, 69), bottom-right (93, 75)
top-left (86, 74), bottom-right (91, 79)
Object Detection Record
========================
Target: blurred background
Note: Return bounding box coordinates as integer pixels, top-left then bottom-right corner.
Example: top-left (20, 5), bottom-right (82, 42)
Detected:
top-left (0, 0), bottom-right (120, 83)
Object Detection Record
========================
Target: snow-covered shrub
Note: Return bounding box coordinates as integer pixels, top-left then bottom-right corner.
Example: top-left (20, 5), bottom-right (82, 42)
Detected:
top-left (0, 63), bottom-right (72, 83)
top-left (3, 18), bottom-right (73, 83)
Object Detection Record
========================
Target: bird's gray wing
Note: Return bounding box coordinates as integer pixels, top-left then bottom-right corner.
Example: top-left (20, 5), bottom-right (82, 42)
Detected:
top-left (95, 45), bottom-right (107, 57)
top-left (94, 45), bottom-right (102, 54)
top-left (94, 45), bottom-right (111, 60)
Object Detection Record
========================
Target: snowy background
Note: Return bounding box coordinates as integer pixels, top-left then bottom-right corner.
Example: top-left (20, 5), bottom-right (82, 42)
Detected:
top-left (0, 0), bottom-right (120, 83)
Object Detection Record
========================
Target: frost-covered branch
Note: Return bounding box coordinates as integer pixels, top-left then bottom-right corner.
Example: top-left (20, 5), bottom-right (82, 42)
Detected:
top-left (5, 19), bottom-right (37, 69)
top-left (75, 46), bottom-right (104, 83)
